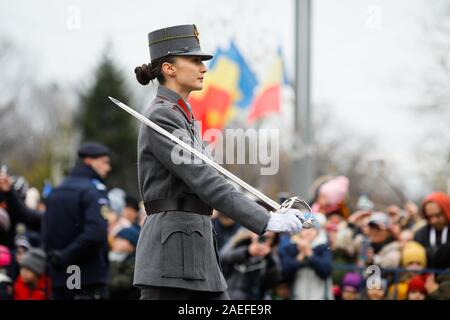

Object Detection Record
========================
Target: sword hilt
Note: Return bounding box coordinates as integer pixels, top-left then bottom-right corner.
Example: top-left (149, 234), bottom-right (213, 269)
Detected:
top-left (280, 196), bottom-right (314, 229)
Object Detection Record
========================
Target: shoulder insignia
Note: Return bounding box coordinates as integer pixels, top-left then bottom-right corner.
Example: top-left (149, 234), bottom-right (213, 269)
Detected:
top-left (90, 179), bottom-right (106, 191)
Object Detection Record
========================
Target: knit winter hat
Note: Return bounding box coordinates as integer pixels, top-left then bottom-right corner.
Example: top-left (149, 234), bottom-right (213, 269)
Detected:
top-left (402, 241), bottom-right (427, 268)
top-left (320, 176), bottom-right (349, 206)
top-left (0, 245), bottom-right (11, 268)
top-left (408, 275), bottom-right (426, 294)
top-left (20, 248), bottom-right (46, 276)
top-left (421, 192), bottom-right (450, 221)
top-left (342, 272), bottom-right (363, 292)
top-left (116, 226), bottom-right (140, 247)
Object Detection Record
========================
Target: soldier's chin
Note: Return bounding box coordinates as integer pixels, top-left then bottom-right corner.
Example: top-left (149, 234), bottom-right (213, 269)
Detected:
top-left (192, 83), bottom-right (204, 91)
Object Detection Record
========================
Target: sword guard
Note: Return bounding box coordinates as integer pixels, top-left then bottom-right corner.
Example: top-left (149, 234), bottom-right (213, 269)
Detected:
top-left (280, 196), bottom-right (314, 229)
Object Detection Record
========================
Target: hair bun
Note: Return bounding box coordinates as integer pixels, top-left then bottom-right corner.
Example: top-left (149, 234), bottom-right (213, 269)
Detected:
top-left (134, 63), bottom-right (152, 85)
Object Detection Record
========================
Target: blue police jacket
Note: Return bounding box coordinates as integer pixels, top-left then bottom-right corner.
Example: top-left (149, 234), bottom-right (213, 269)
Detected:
top-left (43, 163), bottom-right (109, 288)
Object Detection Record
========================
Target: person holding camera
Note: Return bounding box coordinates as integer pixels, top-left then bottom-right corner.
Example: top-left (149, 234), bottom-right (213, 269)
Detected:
top-left (219, 228), bottom-right (282, 300)
top-left (0, 170), bottom-right (42, 249)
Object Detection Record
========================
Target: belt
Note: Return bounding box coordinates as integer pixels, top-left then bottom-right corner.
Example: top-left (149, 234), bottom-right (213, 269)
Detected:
top-left (144, 196), bottom-right (212, 216)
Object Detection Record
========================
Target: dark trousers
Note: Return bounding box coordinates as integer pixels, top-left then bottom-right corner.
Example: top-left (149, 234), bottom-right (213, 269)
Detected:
top-left (140, 286), bottom-right (230, 300)
top-left (52, 284), bottom-right (108, 300)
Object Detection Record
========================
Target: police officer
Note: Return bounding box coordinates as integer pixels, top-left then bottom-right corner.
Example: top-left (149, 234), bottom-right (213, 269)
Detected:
top-left (44, 142), bottom-right (111, 300)
top-left (133, 24), bottom-right (304, 300)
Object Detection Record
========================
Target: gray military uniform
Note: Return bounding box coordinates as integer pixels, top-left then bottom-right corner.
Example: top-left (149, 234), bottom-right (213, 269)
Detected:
top-left (134, 85), bottom-right (271, 292)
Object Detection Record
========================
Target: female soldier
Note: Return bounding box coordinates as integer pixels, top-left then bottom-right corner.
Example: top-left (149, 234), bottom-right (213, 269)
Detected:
top-left (133, 24), bottom-right (304, 300)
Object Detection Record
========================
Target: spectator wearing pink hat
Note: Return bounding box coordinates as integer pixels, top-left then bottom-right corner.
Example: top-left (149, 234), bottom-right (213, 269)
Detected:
top-left (311, 176), bottom-right (350, 220)
top-left (0, 245), bottom-right (13, 300)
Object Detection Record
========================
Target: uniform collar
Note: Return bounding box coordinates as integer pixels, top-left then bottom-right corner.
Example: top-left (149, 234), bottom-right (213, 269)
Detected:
top-left (69, 163), bottom-right (104, 183)
top-left (157, 85), bottom-right (194, 122)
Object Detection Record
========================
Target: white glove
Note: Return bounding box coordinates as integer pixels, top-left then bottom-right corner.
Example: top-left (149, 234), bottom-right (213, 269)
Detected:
top-left (266, 208), bottom-right (304, 233)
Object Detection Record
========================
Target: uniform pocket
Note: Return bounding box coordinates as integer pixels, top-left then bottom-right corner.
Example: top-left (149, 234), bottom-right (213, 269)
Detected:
top-left (160, 220), bottom-right (206, 280)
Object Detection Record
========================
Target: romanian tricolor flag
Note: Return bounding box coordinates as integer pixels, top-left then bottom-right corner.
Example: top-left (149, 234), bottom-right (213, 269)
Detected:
top-left (247, 48), bottom-right (289, 123)
top-left (189, 42), bottom-right (258, 134)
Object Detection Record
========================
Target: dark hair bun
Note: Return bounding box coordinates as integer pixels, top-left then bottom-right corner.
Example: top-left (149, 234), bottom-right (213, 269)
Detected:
top-left (134, 63), bottom-right (153, 85)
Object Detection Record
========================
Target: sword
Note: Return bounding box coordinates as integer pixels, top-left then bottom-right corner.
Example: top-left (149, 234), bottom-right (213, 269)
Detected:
top-left (108, 96), bottom-right (313, 226)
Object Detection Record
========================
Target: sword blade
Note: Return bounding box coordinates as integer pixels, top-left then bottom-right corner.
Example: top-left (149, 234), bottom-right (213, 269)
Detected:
top-left (108, 96), bottom-right (281, 211)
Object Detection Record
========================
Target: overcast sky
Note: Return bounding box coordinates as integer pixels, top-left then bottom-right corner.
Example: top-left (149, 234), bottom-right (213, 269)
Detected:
top-left (0, 0), bottom-right (441, 198)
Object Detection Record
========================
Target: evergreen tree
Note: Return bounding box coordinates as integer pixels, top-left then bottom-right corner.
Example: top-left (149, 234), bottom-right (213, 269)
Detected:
top-left (77, 53), bottom-right (138, 196)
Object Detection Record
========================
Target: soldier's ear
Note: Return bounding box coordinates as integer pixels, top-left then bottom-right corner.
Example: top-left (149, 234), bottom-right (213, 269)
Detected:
top-left (161, 61), bottom-right (176, 78)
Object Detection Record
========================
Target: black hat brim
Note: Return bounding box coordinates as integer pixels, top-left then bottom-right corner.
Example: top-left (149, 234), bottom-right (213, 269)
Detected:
top-left (174, 51), bottom-right (213, 61)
